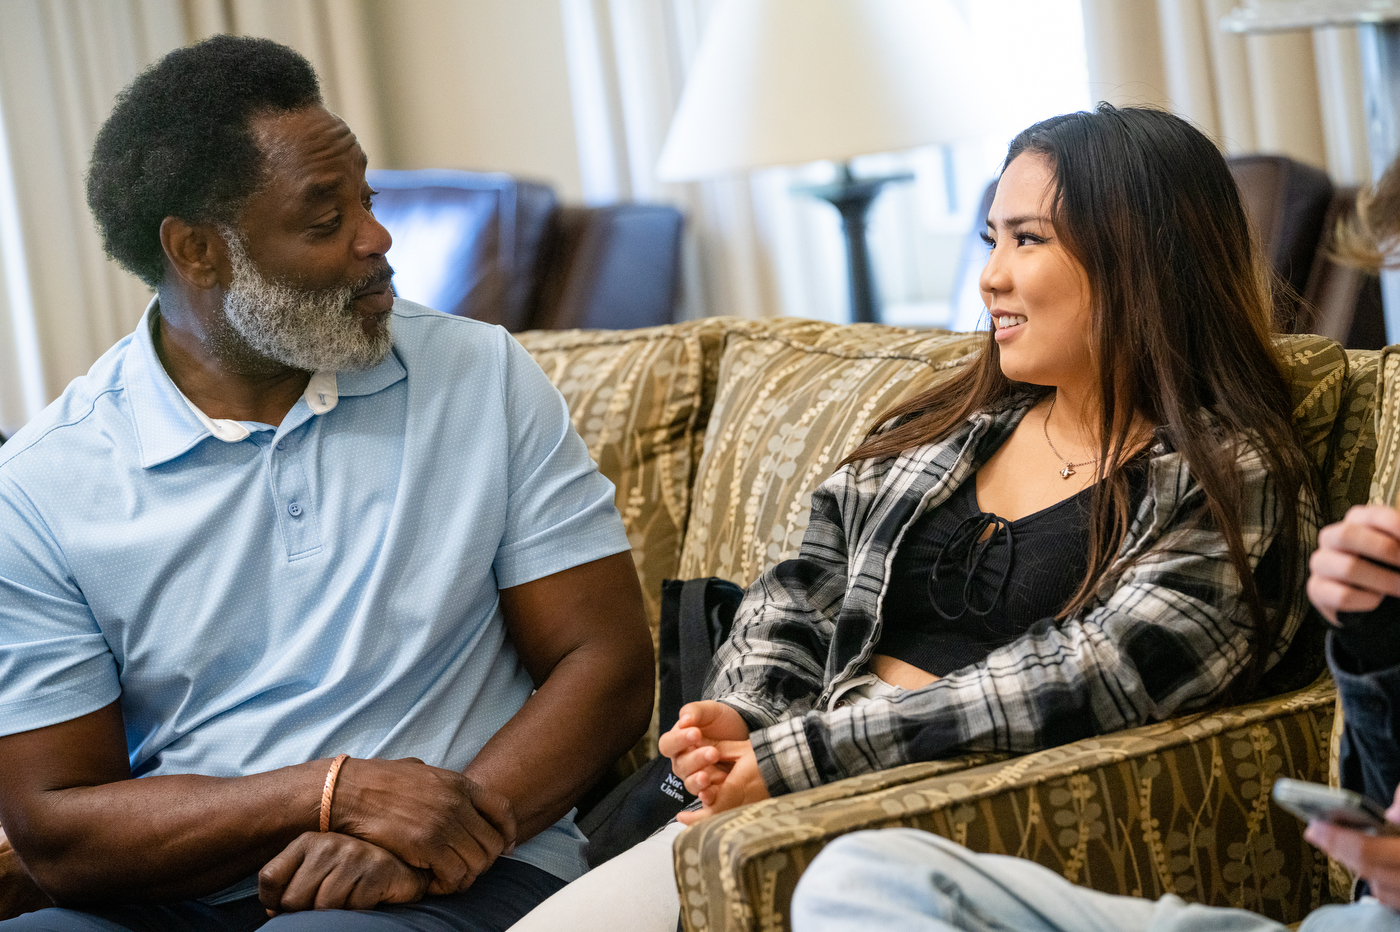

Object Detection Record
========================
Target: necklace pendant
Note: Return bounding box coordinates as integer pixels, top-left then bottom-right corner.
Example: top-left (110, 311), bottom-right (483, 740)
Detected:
top-left (1059, 464), bottom-right (1075, 479)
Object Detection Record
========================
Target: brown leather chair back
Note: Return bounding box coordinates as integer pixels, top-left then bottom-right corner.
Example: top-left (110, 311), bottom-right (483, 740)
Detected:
top-left (366, 168), bottom-right (682, 332)
top-left (530, 204), bottom-right (684, 331)
top-left (1227, 154), bottom-right (1335, 330)
top-left (366, 169), bottom-right (558, 331)
top-left (1300, 187), bottom-right (1386, 348)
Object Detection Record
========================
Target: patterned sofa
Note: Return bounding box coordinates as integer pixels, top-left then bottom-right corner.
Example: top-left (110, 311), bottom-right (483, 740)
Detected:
top-left (0, 317), bottom-right (1383, 922)
top-left (514, 317), bottom-right (1392, 932)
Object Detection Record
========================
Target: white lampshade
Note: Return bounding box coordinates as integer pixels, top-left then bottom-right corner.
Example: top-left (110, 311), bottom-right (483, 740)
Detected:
top-left (657, 0), bottom-right (989, 181)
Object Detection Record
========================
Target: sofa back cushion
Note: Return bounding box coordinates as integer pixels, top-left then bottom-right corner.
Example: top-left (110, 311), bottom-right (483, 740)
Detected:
top-left (1326, 348), bottom-right (1380, 521)
top-left (1366, 346), bottom-right (1400, 508)
top-left (677, 320), bottom-right (981, 586)
top-left (681, 328), bottom-right (1354, 589)
top-left (516, 322), bottom-right (732, 626)
top-left (516, 320), bottom-right (733, 766)
top-left (1275, 333), bottom-right (1349, 474)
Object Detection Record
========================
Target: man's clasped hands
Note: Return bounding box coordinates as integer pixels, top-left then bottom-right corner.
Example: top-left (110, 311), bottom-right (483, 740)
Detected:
top-left (265, 706), bottom-right (762, 913)
top-left (258, 758), bottom-right (514, 916)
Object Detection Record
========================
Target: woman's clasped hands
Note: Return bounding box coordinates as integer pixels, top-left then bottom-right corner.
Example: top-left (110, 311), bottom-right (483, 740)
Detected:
top-left (658, 701), bottom-right (771, 825)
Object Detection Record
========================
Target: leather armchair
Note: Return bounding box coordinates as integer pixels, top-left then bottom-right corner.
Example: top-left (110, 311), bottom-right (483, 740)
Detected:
top-left (366, 168), bottom-right (684, 332)
top-left (1228, 154), bottom-right (1384, 349)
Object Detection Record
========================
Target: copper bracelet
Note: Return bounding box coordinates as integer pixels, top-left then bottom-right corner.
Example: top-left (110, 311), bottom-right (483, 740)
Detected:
top-left (319, 753), bottom-right (350, 833)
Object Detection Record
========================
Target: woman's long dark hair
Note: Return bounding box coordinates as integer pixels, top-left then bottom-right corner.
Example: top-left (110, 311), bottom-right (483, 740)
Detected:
top-left (846, 104), bottom-right (1317, 695)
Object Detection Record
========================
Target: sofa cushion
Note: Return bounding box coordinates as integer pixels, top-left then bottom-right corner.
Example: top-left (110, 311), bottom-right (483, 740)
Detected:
top-left (516, 320), bottom-right (734, 766)
top-left (1325, 348), bottom-right (1380, 523)
top-left (1270, 335), bottom-right (1374, 526)
top-left (516, 323), bottom-right (723, 623)
top-left (1367, 346), bottom-right (1400, 509)
top-left (678, 326), bottom-right (1352, 588)
top-left (677, 320), bottom-right (982, 586)
top-left (1274, 333), bottom-right (1349, 478)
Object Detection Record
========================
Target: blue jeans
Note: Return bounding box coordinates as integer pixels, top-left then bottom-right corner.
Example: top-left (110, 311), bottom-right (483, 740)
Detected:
top-left (790, 829), bottom-right (1400, 932)
top-left (0, 857), bottom-right (564, 932)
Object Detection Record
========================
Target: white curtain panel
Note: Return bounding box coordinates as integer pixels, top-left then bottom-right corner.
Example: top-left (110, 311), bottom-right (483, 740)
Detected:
top-left (0, 0), bottom-right (382, 434)
top-left (0, 0), bottom-right (184, 432)
top-left (1082, 0), bottom-right (1370, 184)
top-left (558, 0), bottom-right (786, 321)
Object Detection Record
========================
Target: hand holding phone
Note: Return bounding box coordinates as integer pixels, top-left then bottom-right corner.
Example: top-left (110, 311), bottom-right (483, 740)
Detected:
top-left (1273, 778), bottom-right (1400, 836)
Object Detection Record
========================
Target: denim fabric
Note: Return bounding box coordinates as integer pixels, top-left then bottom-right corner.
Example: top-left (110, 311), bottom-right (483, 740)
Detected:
top-left (790, 829), bottom-right (1399, 932)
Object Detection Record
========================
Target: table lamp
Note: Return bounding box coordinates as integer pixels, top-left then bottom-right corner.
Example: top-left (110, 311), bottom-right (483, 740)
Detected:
top-left (656, 0), bottom-right (988, 323)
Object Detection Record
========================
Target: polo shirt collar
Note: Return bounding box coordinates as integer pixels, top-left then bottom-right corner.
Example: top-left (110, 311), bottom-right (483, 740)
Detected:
top-left (126, 298), bottom-right (406, 468)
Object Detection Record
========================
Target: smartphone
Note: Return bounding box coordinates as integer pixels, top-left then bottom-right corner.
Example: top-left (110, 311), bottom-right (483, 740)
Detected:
top-left (1273, 778), bottom-right (1400, 836)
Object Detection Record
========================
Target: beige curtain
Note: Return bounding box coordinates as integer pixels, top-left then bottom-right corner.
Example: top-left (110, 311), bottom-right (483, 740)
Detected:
top-left (1080, 0), bottom-right (1370, 184)
top-left (557, 0), bottom-right (782, 321)
top-left (0, 0), bottom-right (384, 434)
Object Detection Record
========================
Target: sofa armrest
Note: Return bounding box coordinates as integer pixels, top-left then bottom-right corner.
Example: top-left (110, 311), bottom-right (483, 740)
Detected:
top-left (673, 674), bottom-right (1340, 932)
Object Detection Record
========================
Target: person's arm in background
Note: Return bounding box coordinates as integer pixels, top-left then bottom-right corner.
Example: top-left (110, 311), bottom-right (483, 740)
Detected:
top-left (1304, 504), bottom-right (1400, 905)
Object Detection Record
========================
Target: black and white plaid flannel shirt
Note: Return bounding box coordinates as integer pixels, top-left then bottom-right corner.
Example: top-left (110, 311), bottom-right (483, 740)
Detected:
top-left (705, 395), bottom-right (1318, 796)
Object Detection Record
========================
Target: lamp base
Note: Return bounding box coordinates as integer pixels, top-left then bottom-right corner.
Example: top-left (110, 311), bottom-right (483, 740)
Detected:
top-left (795, 164), bottom-right (913, 324)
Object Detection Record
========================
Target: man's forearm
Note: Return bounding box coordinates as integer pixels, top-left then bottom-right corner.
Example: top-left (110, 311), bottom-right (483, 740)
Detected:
top-left (2, 758), bottom-right (325, 905)
top-left (464, 640), bottom-right (653, 841)
top-left (0, 827), bottom-right (53, 919)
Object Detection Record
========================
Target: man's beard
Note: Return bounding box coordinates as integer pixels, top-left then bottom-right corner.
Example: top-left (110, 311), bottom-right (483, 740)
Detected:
top-left (217, 232), bottom-right (395, 373)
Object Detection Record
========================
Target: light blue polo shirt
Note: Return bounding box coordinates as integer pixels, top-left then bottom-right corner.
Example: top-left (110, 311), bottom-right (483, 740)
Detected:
top-left (0, 298), bottom-right (631, 889)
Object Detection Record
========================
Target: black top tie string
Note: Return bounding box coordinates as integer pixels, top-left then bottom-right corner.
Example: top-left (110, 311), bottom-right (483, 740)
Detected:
top-left (927, 511), bottom-right (1016, 621)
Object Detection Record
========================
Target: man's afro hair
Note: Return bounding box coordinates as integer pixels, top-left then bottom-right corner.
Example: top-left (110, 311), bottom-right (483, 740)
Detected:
top-left (86, 35), bottom-right (322, 288)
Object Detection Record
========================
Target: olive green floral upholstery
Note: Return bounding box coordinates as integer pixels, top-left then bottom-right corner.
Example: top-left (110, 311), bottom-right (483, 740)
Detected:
top-left (516, 319), bottom-right (733, 770)
top-left (1326, 349), bottom-right (1380, 523)
top-left (516, 320), bottom-right (728, 634)
top-left (671, 675), bottom-right (1338, 931)
top-left (676, 320), bottom-right (981, 586)
top-left (1369, 347), bottom-right (1400, 508)
top-left (519, 321), bottom-right (1383, 929)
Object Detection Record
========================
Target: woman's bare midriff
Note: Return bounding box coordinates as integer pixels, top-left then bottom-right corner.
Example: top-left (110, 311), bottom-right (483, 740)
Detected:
top-left (868, 654), bottom-right (941, 689)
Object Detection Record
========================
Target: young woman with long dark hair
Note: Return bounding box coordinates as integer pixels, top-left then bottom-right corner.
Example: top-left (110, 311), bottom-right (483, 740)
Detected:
top-left (509, 103), bottom-right (1320, 932)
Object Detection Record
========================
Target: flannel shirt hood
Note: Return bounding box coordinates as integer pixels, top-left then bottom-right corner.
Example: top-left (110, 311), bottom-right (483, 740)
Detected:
top-left (705, 398), bottom-right (1317, 797)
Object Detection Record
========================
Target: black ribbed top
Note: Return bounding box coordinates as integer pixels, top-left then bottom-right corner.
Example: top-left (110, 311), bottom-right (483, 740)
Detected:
top-left (876, 463), bottom-right (1148, 677)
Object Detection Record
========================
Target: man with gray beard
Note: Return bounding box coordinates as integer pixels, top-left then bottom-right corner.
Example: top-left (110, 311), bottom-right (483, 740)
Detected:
top-left (0, 35), bottom-right (653, 932)
top-left (217, 228), bottom-right (394, 374)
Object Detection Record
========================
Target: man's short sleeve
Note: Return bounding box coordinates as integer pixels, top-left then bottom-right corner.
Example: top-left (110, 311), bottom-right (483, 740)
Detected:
top-left (491, 334), bottom-right (630, 589)
top-left (0, 476), bottom-right (121, 737)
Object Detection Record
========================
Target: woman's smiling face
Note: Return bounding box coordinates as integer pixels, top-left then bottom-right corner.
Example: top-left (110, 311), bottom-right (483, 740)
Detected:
top-left (979, 152), bottom-right (1095, 391)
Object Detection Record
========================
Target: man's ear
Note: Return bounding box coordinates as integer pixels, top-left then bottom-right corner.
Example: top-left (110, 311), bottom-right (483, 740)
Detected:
top-left (159, 217), bottom-right (226, 290)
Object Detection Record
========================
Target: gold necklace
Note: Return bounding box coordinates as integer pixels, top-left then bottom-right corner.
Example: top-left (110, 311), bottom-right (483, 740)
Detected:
top-left (1042, 395), bottom-right (1098, 479)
